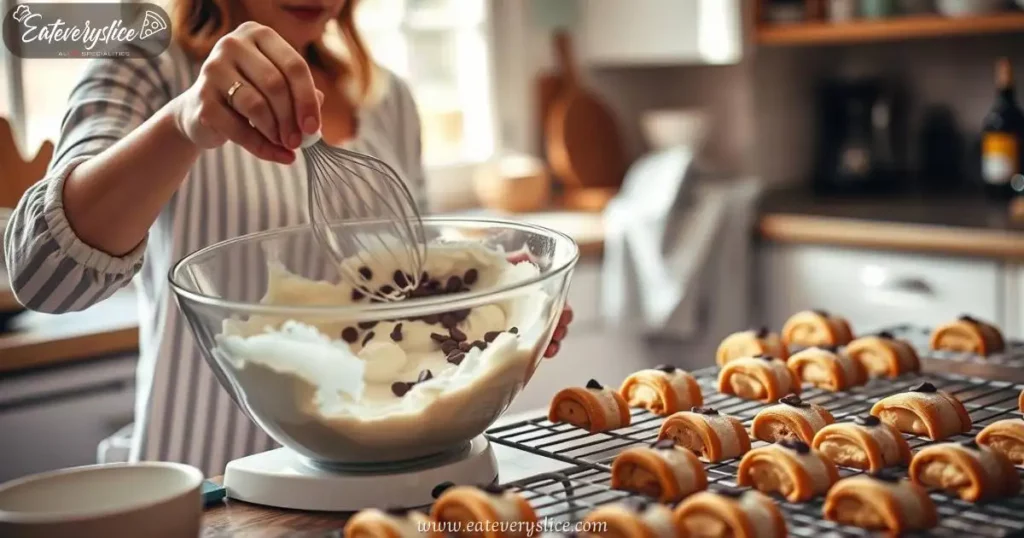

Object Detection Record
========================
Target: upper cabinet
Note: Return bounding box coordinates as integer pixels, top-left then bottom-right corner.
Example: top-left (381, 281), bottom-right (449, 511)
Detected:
top-left (577, 0), bottom-right (743, 66)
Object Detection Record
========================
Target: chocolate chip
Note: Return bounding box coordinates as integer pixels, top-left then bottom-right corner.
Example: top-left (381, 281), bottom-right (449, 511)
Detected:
top-left (484, 331), bottom-right (501, 343)
top-left (481, 483), bottom-right (506, 494)
top-left (447, 352), bottom-right (466, 365)
top-left (755, 326), bottom-right (769, 339)
top-left (871, 470), bottom-right (902, 483)
top-left (692, 406), bottom-right (718, 415)
top-left (819, 345), bottom-right (838, 353)
top-left (423, 314), bottom-right (440, 324)
top-left (446, 276), bottom-right (463, 293)
top-left (458, 342), bottom-right (472, 352)
top-left (431, 482), bottom-right (454, 498)
top-left (427, 280), bottom-right (441, 290)
top-left (854, 415), bottom-right (881, 427)
top-left (812, 309), bottom-right (830, 317)
top-left (390, 324), bottom-right (403, 342)
top-left (394, 271), bottom-right (408, 288)
top-left (586, 379), bottom-right (603, 390)
top-left (655, 364), bottom-right (677, 373)
top-left (430, 333), bottom-right (449, 343)
top-left (379, 285), bottom-right (395, 295)
top-left (779, 439), bottom-right (810, 454)
top-left (509, 327), bottom-right (519, 335)
top-left (651, 439), bottom-right (676, 450)
top-left (472, 340), bottom-right (487, 350)
top-left (341, 327), bottom-right (359, 343)
top-left (358, 321), bottom-right (378, 330)
top-left (464, 269), bottom-right (479, 285)
top-left (450, 327), bottom-right (468, 342)
top-left (440, 314), bottom-right (457, 329)
top-left (716, 486), bottom-right (745, 498)
top-left (384, 506), bottom-right (409, 517)
top-left (418, 369), bottom-right (433, 383)
top-left (959, 314), bottom-right (977, 323)
top-left (351, 289), bottom-right (364, 301)
top-left (391, 382), bottom-right (412, 397)
top-left (441, 340), bottom-right (458, 354)
top-left (359, 266), bottom-right (373, 280)
top-left (779, 394), bottom-right (806, 407)
top-left (877, 331), bottom-right (894, 339)
top-left (961, 439), bottom-right (980, 450)
top-left (454, 309), bottom-right (471, 322)
top-left (910, 382), bottom-right (937, 393)
top-left (362, 331), bottom-right (375, 346)
top-left (758, 355), bottom-right (775, 362)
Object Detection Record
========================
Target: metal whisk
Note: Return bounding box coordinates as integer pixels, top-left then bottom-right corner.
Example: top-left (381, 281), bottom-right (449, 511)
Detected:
top-left (301, 133), bottom-right (427, 302)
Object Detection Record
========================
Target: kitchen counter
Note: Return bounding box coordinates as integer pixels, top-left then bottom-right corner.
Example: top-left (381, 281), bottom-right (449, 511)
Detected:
top-left (758, 187), bottom-right (1024, 258)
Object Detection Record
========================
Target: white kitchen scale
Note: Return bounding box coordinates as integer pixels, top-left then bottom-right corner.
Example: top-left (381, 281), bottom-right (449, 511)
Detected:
top-left (222, 435), bottom-right (498, 511)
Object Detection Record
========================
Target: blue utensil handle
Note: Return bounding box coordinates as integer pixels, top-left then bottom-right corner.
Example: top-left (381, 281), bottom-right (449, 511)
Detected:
top-left (201, 480), bottom-right (226, 507)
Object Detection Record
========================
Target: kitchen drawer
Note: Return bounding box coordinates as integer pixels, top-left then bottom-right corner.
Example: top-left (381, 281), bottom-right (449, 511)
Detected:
top-left (760, 244), bottom-right (1002, 334)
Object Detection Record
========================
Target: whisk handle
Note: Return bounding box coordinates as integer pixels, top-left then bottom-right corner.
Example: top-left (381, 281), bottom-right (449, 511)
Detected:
top-left (300, 132), bottom-right (322, 149)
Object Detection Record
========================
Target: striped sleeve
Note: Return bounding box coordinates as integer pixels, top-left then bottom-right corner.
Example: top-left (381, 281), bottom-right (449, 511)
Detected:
top-left (3, 55), bottom-right (174, 313)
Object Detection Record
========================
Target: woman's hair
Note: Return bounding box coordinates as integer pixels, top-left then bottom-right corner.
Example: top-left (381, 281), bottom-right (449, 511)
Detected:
top-left (170, 0), bottom-right (375, 105)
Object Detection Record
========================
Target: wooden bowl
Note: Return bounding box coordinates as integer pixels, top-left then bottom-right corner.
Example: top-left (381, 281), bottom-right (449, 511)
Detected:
top-left (474, 154), bottom-right (551, 213)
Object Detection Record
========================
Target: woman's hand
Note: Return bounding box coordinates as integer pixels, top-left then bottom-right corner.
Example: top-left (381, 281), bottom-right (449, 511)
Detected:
top-left (545, 305), bottom-right (573, 358)
top-left (171, 22), bottom-right (321, 164)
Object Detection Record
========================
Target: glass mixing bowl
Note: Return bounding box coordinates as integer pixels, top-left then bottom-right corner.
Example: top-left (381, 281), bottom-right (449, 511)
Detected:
top-left (169, 218), bottom-right (578, 466)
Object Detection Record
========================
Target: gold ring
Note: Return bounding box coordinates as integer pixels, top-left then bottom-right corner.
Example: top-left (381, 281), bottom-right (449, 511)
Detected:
top-left (226, 80), bottom-right (243, 107)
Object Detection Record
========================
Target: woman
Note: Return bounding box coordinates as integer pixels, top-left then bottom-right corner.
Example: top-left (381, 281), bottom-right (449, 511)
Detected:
top-left (3, 0), bottom-right (571, 477)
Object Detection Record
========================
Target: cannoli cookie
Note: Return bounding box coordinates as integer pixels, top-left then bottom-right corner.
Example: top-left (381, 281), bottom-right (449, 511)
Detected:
top-left (611, 439), bottom-right (708, 502)
top-left (823, 473), bottom-right (937, 534)
top-left (737, 440), bottom-right (839, 502)
top-left (717, 356), bottom-right (800, 403)
top-left (787, 346), bottom-right (867, 391)
top-left (977, 418), bottom-right (1024, 465)
top-left (657, 407), bottom-right (751, 463)
top-left (582, 498), bottom-right (685, 538)
top-left (1019, 388), bottom-right (1024, 413)
top-left (811, 415), bottom-right (912, 472)
top-left (844, 331), bottom-right (920, 378)
top-left (781, 309), bottom-right (854, 348)
top-left (620, 365), bottom-right (703, 416)
top-left (869, 382), bottom-right (971, 440)
top-left (716, 328), bottom-right (788, 367)
top-left (345, 508), bottom-right (436, 538)
top-left (673, 489), bottom-right (786, 538)
top-left (751, 394), bottom-right (834, 444)
top-left (548, 379), bottom-right (631, 433)
top-left (909, 440), bottom-right (1020, 501)
top-left (930, 314), bottom-right (1005, 356)
top-left (430, 483), bottom-right (538, 538)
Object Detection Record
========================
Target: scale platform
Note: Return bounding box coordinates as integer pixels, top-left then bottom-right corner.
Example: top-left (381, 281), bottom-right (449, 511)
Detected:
top-left (224, 436), bottom-right (497, 512)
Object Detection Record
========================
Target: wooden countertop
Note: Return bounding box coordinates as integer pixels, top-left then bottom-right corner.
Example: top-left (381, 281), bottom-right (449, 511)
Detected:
top-left (758, 188), bottom-right (1024, 259)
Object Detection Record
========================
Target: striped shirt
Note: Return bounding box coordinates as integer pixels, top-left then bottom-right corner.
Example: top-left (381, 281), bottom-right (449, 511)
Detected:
top-left (2, 44), bottom-right (426, 477)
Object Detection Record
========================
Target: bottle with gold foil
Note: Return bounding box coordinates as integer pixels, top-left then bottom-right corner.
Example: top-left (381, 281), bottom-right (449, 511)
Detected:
top-left (981, 58), bottom-right (1024, 199)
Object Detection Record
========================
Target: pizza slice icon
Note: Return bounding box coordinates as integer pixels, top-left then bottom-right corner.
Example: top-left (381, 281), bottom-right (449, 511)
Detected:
top-left (139, 10), bottom-right (167, 40)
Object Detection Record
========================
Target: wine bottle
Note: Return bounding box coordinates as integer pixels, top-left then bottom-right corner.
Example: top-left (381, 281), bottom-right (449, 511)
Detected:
top-left (981, 58), bottom-right (1024, 199)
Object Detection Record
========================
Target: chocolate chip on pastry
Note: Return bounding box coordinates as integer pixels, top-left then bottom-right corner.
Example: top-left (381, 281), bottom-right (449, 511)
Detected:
top-left (781, 309), bottom-right (854, 348)
top-left (822, 475), bottom-right (937, 534)
top-left (717, 356), bottom-right (800, 403)
top-left (657, 408), bottom-right (751, 462)
top-left (619, 367), bottom-right (703, 416)
top-left (870, 386), bottom-right (971, 440)
top-left (674, 490), bottom-right (787, 538)
top-left (811, 418), bottom-right (912, 472)
top-left (976, 418), bottom-right (1024, 465)
top-left (752, 397), bottom-right (835, 444)
top-left (845, 333), bottom-right (920, 378)
top-left (548, 381), bottom-right (631, 433)
top-left (737, 442), bottom-right (839, 502)
top-left (787, 346), bottom-right (867, 391)
top-left (909, 441), bottom-right (1020, 501)
top-left (610, 443), bottom-right (708, 502)
top-left (716, 328), bottom-right (789, 367)
top-left (430, 484), bottom-right (538, 538)
top-left (930, 315), bottom-right (1005, 356)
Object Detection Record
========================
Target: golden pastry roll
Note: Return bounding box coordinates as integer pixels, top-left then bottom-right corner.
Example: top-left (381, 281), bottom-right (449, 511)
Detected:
top-left (657, 407), bottom-right (751, 463)
top-left (787, 346), bottom-right (867, 391)
top-left (751, 394), bottom-right (834, 444)
top-left (737, 440), bottom-right (839, 502)
top-left (717, 356), bottom-right (800, 403)
top-left (345, 508), bottom-right (437, 538)
top-left (844, 331), bottom-right (920, 378)
top-left (610, 439), bottom-right (708, 502)
top-left (811, 415), bottom-right (912, 472)
top-left (869, 382), bottom-right (971, 440)
top-left (673, 489), bottom-right (787, 538)
top-left (548, 379), bottom-right (631, 433)
top-left (430, 483), bottom-right (538, 538)
top-left (823, 474), bottom-right (937, 534)
top-left (582, 499), bottom-right (685, 538)
top-left (619, 365), bottom-right (703, 416)
top-left (716, 327), bottom-right (788, 367)
top-left (781, 309), bottom-right (854, 348)
top-left (930, 314), bottom-right (1005, 356)
top-left (976, 418), bottom-right (1024, 465)
top-left (909, 440), bottom-right (1020, 502)
top-left (1019, 389), bottom-right (1024, 413)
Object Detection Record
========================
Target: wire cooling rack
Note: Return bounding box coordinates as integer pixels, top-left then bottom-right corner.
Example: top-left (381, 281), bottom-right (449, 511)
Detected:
top-left (485, 331), bottom-right (1024, 537)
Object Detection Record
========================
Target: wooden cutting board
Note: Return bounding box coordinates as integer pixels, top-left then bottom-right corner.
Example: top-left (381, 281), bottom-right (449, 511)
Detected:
top-left (0, 117), bottom-right (52, 209)
top-left (544, 31), bottom-right (627, 190)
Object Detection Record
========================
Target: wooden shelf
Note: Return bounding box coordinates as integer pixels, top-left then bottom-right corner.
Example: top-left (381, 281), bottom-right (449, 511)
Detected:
top-left (757, 12), bottom-right (1024, 46)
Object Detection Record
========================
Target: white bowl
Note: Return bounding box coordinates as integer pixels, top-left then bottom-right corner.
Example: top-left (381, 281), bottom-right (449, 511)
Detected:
top-left (641, 109), bottom-right (708, 151)
top-left (0, 462), bottom-right (204, 538)
top-left (937, 0), bottom-right (1007, 16)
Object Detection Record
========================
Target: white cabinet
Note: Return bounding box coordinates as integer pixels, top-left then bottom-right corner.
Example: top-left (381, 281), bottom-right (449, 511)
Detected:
top-left (759, 244), bottom-right (1003, 334)
top-left (1006, 264), bottom-right (1024, 341)
top-left (577, 0), bottom-right (742, 66)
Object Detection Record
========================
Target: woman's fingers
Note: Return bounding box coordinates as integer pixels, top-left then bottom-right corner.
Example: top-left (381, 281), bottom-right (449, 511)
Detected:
top-left (221, 70), bottom-right (281, 147)
top-left (559, 305), bottom-right (574, 327)
top-left (233, 41), bottom-right (300, 148)
top-left (204, 101), bottom-right (293, 164)
top-left (552, 325), bottom-right (568, 342)
top-left (544, 342), bottom-right (560, 358)
top-left (251, 26), bottom-right (321, 137)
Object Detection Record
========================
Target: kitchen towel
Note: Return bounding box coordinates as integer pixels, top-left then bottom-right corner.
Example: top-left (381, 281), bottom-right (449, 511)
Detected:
top-left (600, 149), bottom-right (762, 341)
